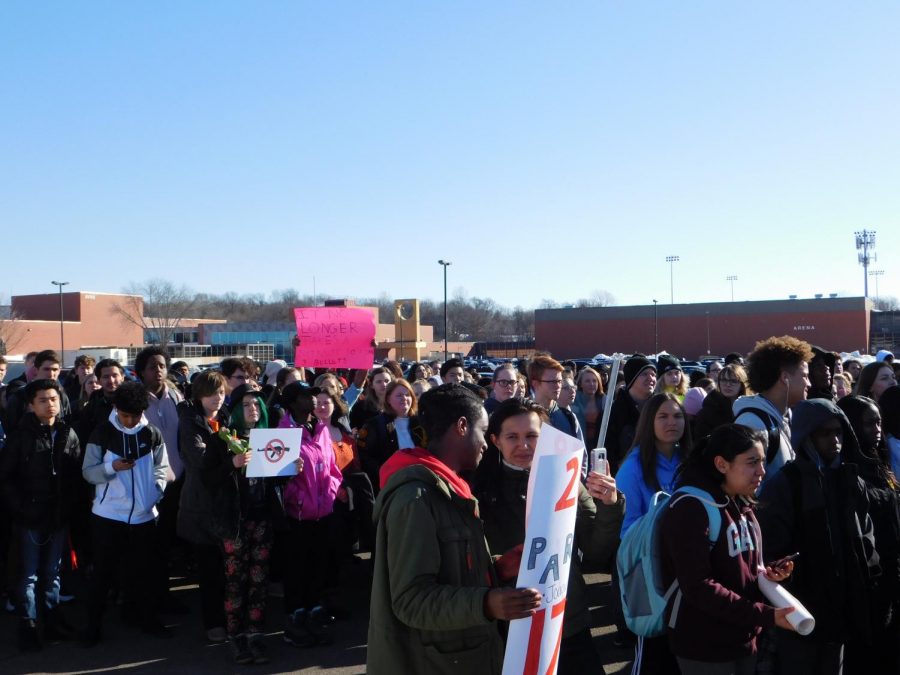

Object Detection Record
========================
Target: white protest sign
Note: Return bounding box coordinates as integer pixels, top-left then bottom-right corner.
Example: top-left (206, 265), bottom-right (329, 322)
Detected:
top-left (503, 424), bottom-right (584, 675)
top-left (246, 428), bottom-right (303, 478)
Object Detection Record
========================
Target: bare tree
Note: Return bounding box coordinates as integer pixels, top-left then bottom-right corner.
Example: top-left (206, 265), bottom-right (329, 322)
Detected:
top-left (110, 279), bottom-right (196, 347)
top-left (575, 290), bottom-right (616, 308)
top-left (0, 309), bottom-right (28, 355)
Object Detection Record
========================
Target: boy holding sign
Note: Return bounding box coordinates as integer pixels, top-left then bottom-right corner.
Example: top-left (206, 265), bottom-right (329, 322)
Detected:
top-left (367, 384), bottom-right (542, 675)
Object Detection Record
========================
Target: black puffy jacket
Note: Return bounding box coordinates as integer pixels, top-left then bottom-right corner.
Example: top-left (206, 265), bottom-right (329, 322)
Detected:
top-left (0, 412), bottom-right (81, 532)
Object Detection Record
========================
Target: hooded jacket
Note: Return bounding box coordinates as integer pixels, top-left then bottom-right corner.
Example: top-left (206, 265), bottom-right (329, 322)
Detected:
top-left (616, 445), bottom-right (682, 537)
top-left (757, 398), bottom-right (881, 644)
top-left (367, 448), bottom-right (504, 675)
top-left (82, 409), bottom-right (169, 525)
top-left (0, 412), bottom-right (81, 532)
top-left (280, 415), bottom-right (343, 521)
top-left (660, 471), bottom-right (775, 661)
top-left (733, 394), bottom-right (794, 484)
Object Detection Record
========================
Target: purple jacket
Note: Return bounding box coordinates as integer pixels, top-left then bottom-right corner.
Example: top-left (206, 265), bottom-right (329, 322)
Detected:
top-left (280, 414), bottom-right (342, 521)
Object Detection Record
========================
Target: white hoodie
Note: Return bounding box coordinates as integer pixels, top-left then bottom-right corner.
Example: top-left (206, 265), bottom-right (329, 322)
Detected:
top-left (82, 409), bottom-right (169, 524)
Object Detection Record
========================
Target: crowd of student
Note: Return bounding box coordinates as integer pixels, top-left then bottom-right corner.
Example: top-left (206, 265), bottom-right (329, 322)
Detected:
top-left (0, 340), bottom-right (898, 674)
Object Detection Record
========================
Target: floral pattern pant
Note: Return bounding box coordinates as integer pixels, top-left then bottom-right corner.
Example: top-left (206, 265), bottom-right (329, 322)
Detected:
top-left (220, 519), bottom-right (272, 637)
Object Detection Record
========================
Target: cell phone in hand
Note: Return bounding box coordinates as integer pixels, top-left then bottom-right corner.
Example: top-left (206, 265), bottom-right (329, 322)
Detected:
top-left (766, 552), bottom-right (799, 568)
top-left (591, 448), bottom-right (608, 475)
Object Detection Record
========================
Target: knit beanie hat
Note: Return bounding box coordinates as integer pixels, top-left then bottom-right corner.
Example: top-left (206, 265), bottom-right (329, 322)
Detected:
top-left (683, 387), bottom-right (707, 416)
top-left (624, 355), bottom-right (656, 391)
top-left (263, 359), bottom-right (287, 384)
top-left (657, 354), bottom-right (681, 377)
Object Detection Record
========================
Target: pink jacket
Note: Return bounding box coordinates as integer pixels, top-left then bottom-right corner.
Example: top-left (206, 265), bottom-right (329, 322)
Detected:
top-left (280, 415), bottom-right (343, 521)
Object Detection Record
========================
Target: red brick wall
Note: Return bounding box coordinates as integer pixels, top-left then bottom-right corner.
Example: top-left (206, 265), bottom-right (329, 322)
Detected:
top-left (6, 293), bottom-right (144, 358)
top-left (536, 306), bottom-right (870, 359)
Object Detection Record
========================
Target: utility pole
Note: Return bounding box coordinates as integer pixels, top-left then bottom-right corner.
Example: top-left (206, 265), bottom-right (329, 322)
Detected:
top-left (653, 299), bottom-right (659, 354)
top-left (438, 260), bottom-right (452, 360)
top-left (51, 280), bottom-right (69, 366)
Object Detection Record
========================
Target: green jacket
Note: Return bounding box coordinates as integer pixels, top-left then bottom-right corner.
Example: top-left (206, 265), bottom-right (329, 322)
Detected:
top-left (367, 464), bottom-right (504, 675)
top-left (474, 462), bottom-right (625, 637)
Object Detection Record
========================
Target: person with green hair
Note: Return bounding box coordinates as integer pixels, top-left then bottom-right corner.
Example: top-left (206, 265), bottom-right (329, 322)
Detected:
top-left (229, 384), bottom-right (270, 436)
top-left (206, 382), bottom-right (292, 665)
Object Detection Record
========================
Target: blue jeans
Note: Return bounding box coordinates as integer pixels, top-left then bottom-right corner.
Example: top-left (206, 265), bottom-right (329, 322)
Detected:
top-left (16, 526), bottom-right (66, 620)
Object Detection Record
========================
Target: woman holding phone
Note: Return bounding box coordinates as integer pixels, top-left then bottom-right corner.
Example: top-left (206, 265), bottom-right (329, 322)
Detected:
top-left (472, 398), bottom-right (624, 673)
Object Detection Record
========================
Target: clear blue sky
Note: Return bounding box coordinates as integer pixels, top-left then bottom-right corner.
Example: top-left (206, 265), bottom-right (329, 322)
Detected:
top-left (3, 1), bottom-right (898, 310)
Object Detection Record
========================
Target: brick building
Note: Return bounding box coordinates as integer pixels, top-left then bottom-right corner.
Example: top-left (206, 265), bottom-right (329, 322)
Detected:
top-left (536, 297), bottom-right (874, 360)
top-left (2, 292), bottom-right (144, 362)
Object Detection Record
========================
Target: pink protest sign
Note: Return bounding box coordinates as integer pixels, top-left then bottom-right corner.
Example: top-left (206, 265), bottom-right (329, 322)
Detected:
top-left (293, 307), bottom-right (376, 369)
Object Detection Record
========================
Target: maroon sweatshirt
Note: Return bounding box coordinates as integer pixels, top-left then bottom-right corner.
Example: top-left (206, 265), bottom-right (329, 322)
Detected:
top-left (659, 479), bottom-right (777, 662)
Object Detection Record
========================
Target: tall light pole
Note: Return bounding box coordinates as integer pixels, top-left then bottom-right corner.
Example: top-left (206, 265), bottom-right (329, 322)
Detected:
top-left (855, 230), bottom-right (877, 298)
top-left (51, 281), bottom-right (69, 366)
top-left (726, 275), bottom-right (738, 302)
top-left (869, 269), bottom-right (884, 299)
top-left (665, 255), bottom-right (679, 304)
top-left (705, 311), bottom-right (711, 355)
top-left (652, 299), bottom-right (658, 354)
top-left (438, 260), bottom-right (451, 360)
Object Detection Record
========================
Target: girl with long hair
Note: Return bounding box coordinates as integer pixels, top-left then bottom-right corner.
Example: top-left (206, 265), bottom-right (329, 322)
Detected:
top-left (660, 425), bottom-right (796, 674)
top-left (854, 361), bottom-right (898, 402)
top-left (615, 393), bottom-right (692, 673)
top-left (572, 366), bottom-right (607, 450)
top-left (837, 395), bottom-right (900, 674)
top-left (348, 367), bottom-right (392, 430)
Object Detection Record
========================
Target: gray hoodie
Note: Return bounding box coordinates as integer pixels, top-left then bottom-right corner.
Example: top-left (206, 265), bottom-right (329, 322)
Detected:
top-left (732, 394), bottom-right (794, 485)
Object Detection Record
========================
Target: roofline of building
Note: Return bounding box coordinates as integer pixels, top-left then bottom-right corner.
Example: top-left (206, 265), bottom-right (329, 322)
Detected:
top-left (536, 296), bottom-right (873, 321)
top-left (13, 291), bottom-right (142, 299)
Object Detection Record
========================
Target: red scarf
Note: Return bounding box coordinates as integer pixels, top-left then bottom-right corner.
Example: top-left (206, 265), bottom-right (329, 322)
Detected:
top-left (380, 447), bottom-right (474, 501)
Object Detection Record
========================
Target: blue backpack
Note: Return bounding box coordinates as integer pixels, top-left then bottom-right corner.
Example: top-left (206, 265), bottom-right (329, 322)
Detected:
top-left (616, 486), bottom-right (723, 637)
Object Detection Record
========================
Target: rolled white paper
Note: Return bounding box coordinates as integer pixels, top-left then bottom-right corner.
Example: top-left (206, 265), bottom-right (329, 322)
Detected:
top-left (757, 573), bottom-right (816, 636)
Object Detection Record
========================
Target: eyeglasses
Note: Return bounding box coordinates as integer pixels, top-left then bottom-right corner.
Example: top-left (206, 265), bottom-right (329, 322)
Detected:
top-left (719, 378), bottom-right (740, 385)
top-left (539, 379), bottom-right (563, 385)
top-left (495, 379), bottom-right (517, 387)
